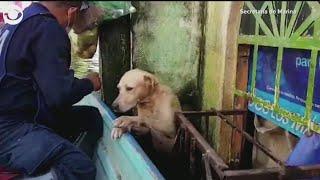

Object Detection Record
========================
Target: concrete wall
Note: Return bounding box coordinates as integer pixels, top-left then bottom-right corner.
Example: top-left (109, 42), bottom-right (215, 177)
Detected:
top-left (200, 1), bottom-right (297, 167)
top-left (98, 1), bottom-right (248, 163)
top-left (201, 2), bottom-right (244, 162)
top-left (98, 1), bottom-right (298, 167)
top-left (132, 1), bottom-right (204, 109)
top-left (131, 1), bottom-right (243, 162)
top-left (99, 16), bottom-right (131, 105)
top-left (201, 2), bottom-right (232, 154)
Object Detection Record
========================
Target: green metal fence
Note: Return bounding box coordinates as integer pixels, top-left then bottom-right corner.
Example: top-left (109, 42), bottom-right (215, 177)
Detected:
top-left (236, 1), bottom-right (320, 133)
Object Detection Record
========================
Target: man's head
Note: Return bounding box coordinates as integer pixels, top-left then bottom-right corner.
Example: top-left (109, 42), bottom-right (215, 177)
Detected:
top-left (40, 1), bottom-right (86, 31)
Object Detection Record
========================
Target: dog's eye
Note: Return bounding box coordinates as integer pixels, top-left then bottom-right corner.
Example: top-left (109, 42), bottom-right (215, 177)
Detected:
top-left (126, 87), bottom-right (133, 91)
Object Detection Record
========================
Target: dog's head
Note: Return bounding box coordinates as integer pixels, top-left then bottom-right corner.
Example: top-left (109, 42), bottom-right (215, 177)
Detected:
top-left (112, 69), bottom-right (159, 112)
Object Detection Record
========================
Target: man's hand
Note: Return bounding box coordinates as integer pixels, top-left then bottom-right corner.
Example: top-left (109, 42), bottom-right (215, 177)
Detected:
top-left (86, 72), bottom-right (101, 91)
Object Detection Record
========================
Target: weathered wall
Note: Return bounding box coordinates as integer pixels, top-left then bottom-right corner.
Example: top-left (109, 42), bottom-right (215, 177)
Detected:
top-left (201, 2), bottom-right (229, 151)
top-left (132, 1), bottom-right (204, 109)
top-left (99, 16), bottom-right (131, 105)
top-left (97, 1), bottom-right (296, 168)
top-left (201, 2), bottom-right (242, 162)
top-left (98, 1), bottom-right (244, 163)
top-left (131, 1), bottom-right (242, 162)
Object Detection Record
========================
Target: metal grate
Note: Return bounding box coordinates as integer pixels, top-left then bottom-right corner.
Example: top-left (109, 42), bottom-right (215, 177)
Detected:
top-left (237, 1), bottom-right (320, 133)
top-left (174, 109), bottom-right (320, 179)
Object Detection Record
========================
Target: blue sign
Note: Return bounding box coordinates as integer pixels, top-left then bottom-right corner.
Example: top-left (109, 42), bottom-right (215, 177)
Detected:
top-left (248, 46), bottom-right (320, 137)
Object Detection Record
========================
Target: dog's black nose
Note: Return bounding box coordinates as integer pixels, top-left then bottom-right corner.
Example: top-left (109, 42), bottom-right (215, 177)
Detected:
top-left (112, 103), bottom-right (119, 112)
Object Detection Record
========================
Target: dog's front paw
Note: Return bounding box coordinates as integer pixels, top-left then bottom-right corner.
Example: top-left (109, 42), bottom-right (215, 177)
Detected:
top-left (111, 127), bottom-right (125, 140)
top-left (111, 116), bottom-right (133, 140)
top-left (113, 116), bottom-right (129, 128)
top-left (114, 116), bottom-right (138, 131)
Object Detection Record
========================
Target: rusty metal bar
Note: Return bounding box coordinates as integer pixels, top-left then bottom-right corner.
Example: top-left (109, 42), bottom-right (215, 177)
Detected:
top-left (213, 109), bottom-right (285, 167)
top-left (223, 168), bottom-right (281, 180)
top-left (175, 113), bottom-right (228, 175)
top-left (176, 110), bottom-right (320, 179)
top-left (190, 137), bottom-right (197, 177)
top-left (185, 128), bottom-right (190, 167)
top-left (284, 164), bottom-right (320, 179)
top-left (182, 110), bottom-right (247, 116)
top-left (172, 128), bottom-right (180, 153)
top-left (205, 115), bottom-right (209, 140)
top-left (203, 153), bottom-right (213, 180)
top-left (221, 154), bottom-right (320, 179)
top-left (179, 127), bottom-right (185, 154)
top-left (224, 165), bottom-right (320, 179)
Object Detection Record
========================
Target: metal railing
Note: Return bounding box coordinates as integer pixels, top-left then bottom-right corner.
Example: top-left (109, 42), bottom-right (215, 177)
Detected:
top-left (174, 109), bottom-right (320, 179)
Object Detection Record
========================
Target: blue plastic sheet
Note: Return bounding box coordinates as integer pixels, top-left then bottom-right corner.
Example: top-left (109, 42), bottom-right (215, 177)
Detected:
top-left (248, 47), bottom-right (320, 137)
top-left (287, 133), bottom-right (320, 166)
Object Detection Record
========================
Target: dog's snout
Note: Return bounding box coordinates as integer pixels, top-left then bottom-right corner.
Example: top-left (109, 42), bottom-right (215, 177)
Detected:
top-left (112, 102), bottom-right (119, 111)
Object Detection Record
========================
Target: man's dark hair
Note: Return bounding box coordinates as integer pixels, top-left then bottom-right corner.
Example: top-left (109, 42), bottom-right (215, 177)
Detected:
top-left (49, 1), bottom-right (83, 8)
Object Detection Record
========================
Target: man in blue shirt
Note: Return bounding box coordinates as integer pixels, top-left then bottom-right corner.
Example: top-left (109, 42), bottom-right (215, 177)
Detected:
top-left (0, 1), bottom-right (103, 179)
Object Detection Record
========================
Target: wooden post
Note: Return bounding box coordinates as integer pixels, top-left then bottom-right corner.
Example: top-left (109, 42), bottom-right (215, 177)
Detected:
top-left (231, 45), bottom-right (251, 168)
top-left (218, 1), bottom-right (244, 163)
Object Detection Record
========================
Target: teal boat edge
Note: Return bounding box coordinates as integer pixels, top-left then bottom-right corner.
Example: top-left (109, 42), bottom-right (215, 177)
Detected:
top-left (76, 93), bottom-right (165, 180)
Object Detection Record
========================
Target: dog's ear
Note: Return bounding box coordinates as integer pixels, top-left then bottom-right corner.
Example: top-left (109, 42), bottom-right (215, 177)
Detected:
top-left (143, 75), bottom-right (159, 91)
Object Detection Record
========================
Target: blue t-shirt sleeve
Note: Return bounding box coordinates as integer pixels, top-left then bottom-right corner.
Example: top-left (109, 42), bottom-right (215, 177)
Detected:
top-left (31, 17), bottom-right (93, 109)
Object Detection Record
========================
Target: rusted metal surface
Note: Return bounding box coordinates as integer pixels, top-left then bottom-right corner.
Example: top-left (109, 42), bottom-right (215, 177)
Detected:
top-left (189, 137), bottom-right (197, 176)
top-left (214, 109), bottom-right (285, 167)
top-left (182, 109), bottom-right (284, 167)
top-left (184, 128), bottom-right (190, 168)
top-left (232, 44), bottom-right (250, 168)
top-left (205, 115), bottom-right (209, 140)
top-left (174, 109), bottom-right (320, 179)
top-left (179, 127), bottom-right (185, 154)
top-left (223, 168), bottom-right (281, 180)
top-left (202, 153), bottom-right (213, 180)
top-left (182, 110), bottom-right (247, 116)
top-left (284, 164), bottom-right (320, 179)
top-left (176, 113), bottom-right (229, 171)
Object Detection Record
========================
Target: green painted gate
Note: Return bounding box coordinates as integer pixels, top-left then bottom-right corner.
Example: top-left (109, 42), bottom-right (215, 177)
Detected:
top-left (236, 1), bottom-right (320, 134)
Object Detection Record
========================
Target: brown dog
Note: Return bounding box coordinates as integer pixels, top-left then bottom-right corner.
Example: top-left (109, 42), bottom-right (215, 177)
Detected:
top-left (111, 69), bottom-right (181, 153)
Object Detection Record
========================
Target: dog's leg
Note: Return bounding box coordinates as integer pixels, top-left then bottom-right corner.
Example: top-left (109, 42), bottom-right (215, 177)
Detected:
top-left (111, 116), bottom-right (150, 139)
top-left (136, 116), bottom-right (177, 153)
top-left (111, 116), bottom-right (176, 153)
top-left (149, 128), bottom-right (176, 153)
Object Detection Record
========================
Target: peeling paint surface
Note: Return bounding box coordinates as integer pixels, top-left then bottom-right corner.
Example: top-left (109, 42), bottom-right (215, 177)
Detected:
top-left (201, 2), bottom-right (232, 156)
top-left (132, 1), bottom-right (236, 160)
top-left (132, 1), bottom-right (202, 108)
